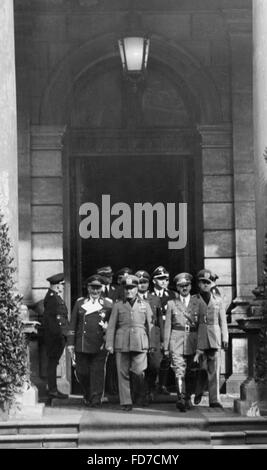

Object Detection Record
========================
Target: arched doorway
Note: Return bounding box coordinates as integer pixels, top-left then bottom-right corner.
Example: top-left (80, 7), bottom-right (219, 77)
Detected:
top-left (38, 34), bottom-right (224, 394)
top-left (66, 60), bottom-right (203, 301)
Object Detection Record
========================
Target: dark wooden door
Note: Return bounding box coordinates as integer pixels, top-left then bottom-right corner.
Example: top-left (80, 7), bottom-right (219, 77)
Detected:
top-left (70, 153), bottom-right (200, 300)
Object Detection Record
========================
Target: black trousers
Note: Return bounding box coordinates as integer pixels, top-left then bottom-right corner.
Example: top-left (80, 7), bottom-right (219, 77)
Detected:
top-left (75, 350), bottom-right (107, 404)
top-left (159, 354), bottom-right (171, 387)
top-left (47, 339), bottom-right (65, 393)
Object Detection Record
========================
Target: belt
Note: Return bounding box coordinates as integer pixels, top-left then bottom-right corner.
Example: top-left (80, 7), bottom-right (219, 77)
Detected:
top-left (172, 325), bottom-right (197, 332)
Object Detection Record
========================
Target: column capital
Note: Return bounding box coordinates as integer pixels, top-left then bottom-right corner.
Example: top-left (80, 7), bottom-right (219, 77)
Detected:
top-left (222, 9), bottom-right (252, 36)
top-left (197, 123), bottom-right (232, 148)
top-left (31, 125), bottom-right (66, 150)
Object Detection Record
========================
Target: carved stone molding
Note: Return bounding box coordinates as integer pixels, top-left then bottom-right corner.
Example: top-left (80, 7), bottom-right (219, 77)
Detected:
top-left (69, 128), bottom-right (198, 156)
top-left (222, 9), bottom-right (252, 35)
top-left (197, 123), bottom-right (232, 148)
top-left (31, 125), bottom-right (66, 150)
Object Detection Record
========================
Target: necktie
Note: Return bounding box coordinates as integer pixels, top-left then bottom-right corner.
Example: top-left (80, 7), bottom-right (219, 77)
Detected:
top-left (182, 297), bottom-right (186, 305)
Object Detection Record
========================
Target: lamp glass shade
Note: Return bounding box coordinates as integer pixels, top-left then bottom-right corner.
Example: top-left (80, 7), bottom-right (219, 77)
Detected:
top-left (118, 37), bottom-right (150, 73)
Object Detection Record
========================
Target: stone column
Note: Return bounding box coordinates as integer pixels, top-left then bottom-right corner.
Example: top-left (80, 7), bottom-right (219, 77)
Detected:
top-left (198, 124), bottom-right (234, 308)
top-left (30, 125), bottom-right (70, 396)
top-left (198, 124), bottom-right (234, 391)
top-left (253, 0), bottom-right (267, 283)
top-left (0, 0), bottom-right (18, 267)
top-left (223, 8), bottom-right (256, 396)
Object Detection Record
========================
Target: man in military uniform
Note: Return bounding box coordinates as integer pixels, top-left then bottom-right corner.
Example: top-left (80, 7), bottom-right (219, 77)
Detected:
top-left (96, 266), bottom-right (118, 396)
top-left (135, 270), bottom-right (162, 401)
top-left (194, 269), bottom-right (229, 408)
top-left (106, 275), bottom-right (154, 411)
top-left (68, 274), bottom-right (112, 408)
top-left (164, 273), bottom-right (201, 411)
top-left (43, 273), bottom-right (69, 399)
top-left (97, 266), bottom-right (117, 301)
top-left (67, 275), bottom-right (112, 407)
top-left (151, 266), bottom-right (176, 394)
top-left (113, 267), bottom-right (133, 301)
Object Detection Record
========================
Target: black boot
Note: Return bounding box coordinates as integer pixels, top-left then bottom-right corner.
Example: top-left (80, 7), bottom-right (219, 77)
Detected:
top-left (175, 376), bottom-right (186, 412)
top-left (134, 373), bottom-right (149, 407)
top-left (158, 361), bottom-right (170, 395)
top-left (185, 394), bottom-right (193, 410)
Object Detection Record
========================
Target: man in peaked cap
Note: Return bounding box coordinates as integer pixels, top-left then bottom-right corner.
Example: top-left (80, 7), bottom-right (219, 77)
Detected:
top-left (43, 273), bottom-right (69, 399)
top-left (150, 266), bottom-right (176, 395)
top-left (116, 267), bottom-right (133, 284)
top-left (164, 272), bottom-right (201, 411)
top-left (135, 270), bottom-right (161, 402)
top-left (97, 266), bottom-right (117, 301)
top-left (67, 274), bottom-right (113, 408)
top-left (194, 269), bottom-right (228, 408)
top-left (112, 267), bottom-right (133, 302)
top-left (106, 275), bottom-right (154, 411)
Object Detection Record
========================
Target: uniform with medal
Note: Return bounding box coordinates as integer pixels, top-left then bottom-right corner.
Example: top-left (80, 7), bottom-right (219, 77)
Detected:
top-left (67, 275), bottom-right (112, 407)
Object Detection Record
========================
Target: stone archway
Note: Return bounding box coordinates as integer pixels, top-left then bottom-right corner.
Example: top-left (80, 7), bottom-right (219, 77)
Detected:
top-left (39, 33), bottom-right (223, 125)
top-left (33, 33), bottom-right (232, 395)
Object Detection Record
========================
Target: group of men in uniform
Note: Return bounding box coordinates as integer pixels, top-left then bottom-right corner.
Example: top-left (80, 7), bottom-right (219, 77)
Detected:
top-left (43, 265), bottom-right (228, 412)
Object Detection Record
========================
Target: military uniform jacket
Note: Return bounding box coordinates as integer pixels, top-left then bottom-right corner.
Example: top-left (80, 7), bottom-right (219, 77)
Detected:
top-left (102, 285), bottom-right (118, 302)
top-left (43, 289), bottom-right (69, 351)
top-left (164, 295), bottom-right (200, 356)
top-left (197, 294), bottom-right (228, 350)
top-left (68, 297), bottom-right (112, 354)
top-left (142, 292), bottom-right (161, 351)
top-left (150, 288), bottom-right (177, 341)
top-left (106, 296), bottom-right (154, 352)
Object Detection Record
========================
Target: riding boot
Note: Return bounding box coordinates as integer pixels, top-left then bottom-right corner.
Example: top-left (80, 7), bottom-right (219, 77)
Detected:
top-left (158, 359), bottom-right (170, 395)
top-left (175, 376), bottom-right (186, 412)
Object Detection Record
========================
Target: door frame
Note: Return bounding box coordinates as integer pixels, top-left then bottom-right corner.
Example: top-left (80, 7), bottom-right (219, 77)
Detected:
top-left (63, 127), bottom-right (203, 305)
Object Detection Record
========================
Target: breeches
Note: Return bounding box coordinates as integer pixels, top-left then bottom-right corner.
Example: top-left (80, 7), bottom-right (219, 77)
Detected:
top-left (170, 350), bottom-right (188, 378)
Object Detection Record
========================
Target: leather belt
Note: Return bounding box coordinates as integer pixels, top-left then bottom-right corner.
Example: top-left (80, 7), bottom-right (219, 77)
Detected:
top-left (172, 325), bottom-right (197, 332)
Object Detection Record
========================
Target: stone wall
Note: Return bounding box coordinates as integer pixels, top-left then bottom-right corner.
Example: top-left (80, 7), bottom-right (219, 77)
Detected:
top-left (14, 1), bottom-right (256, 309)
top-left (30, 127), bottom-right (64, 303)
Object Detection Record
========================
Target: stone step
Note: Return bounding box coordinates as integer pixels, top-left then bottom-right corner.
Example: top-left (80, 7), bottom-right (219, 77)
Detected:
top-left (211, 430), bottom-right (267, 446)
top-left (0, 420), bottom-right (79, 435)
top-left (49, 393), bottom-right (237, 408)
top-left (213, 445), bottom-right (267, 449)
top-left (208, 416), bottom-right (267, 432)
top-left (0, 433), bottom-right (79, 448)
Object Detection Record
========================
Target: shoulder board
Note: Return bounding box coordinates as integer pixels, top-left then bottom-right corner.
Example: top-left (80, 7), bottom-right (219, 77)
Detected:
top-left (77, 297), bottom-right (84, 301)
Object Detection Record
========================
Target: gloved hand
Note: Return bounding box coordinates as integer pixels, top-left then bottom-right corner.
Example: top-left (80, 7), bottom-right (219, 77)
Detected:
top-left (193, 349), bottom-right (204, 364)
top-left (67, 345), bottom-right (76, 366)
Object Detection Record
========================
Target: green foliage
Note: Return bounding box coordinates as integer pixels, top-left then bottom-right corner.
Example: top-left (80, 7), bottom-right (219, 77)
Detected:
top-left (0, 211), bottom-right (27, 408)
